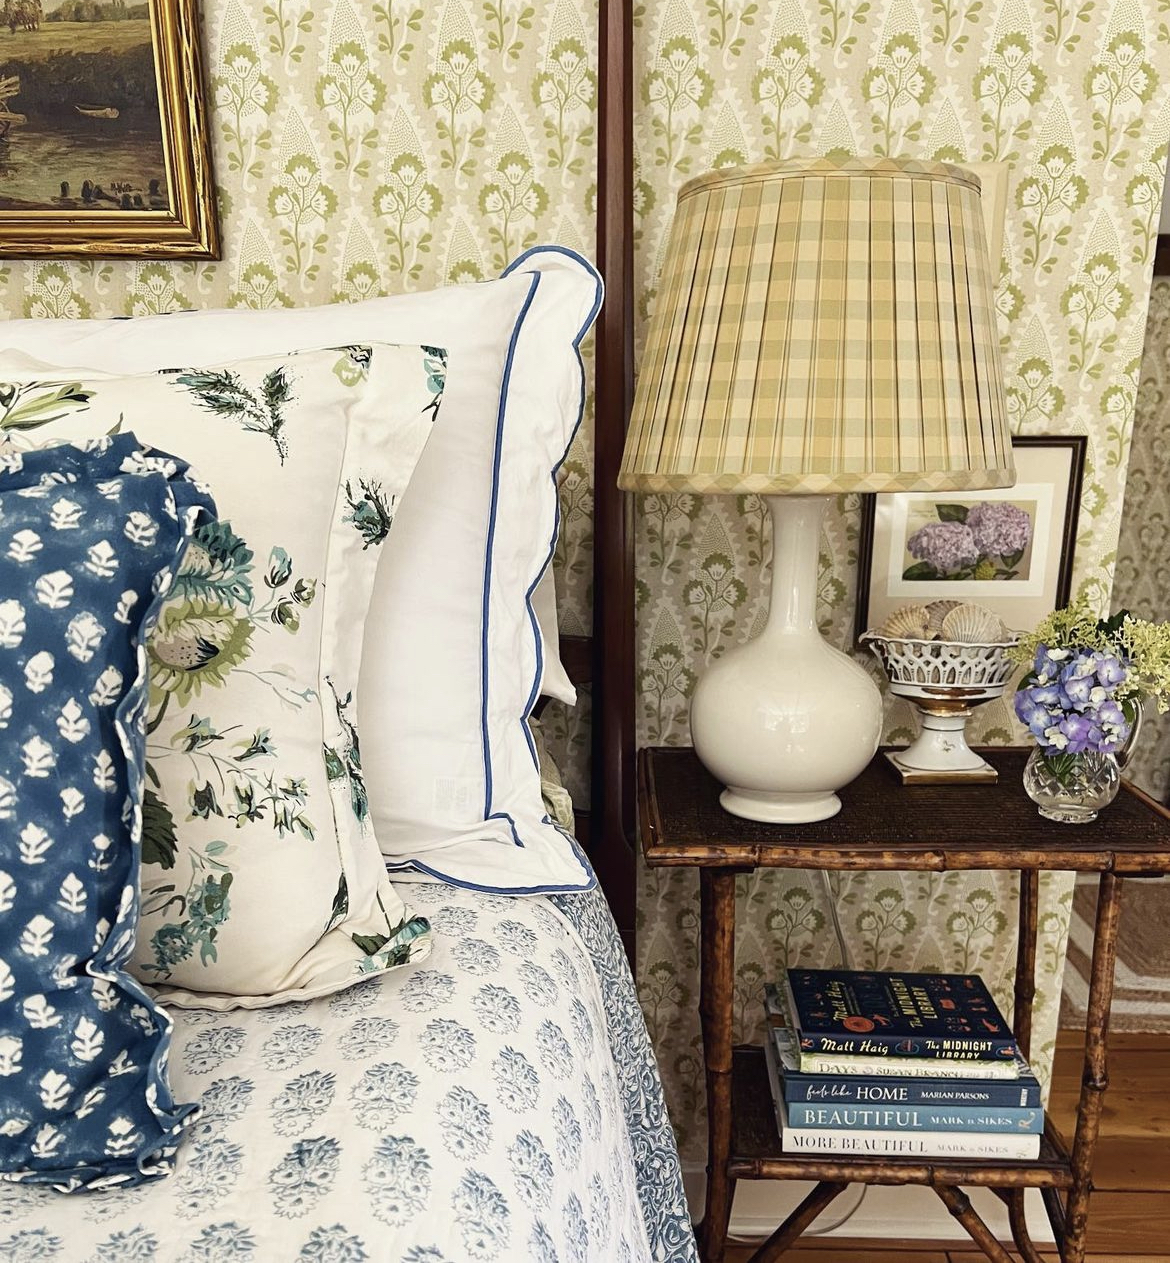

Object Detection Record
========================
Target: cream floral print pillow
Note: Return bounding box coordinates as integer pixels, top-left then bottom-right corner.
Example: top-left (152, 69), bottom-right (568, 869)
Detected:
top-left (0, 344), bottom-right (445, 1008)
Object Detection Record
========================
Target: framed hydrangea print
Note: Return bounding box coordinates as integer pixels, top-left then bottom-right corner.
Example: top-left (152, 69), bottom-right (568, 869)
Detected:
top-left (856, 437), bottom-right (1087, 642)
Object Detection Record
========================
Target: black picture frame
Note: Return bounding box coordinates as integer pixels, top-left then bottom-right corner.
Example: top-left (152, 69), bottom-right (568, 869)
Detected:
top-left (854, 435), bottom-right (1088, 645)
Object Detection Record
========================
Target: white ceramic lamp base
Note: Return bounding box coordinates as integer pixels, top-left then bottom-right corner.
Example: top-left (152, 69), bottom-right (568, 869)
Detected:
top-left (690, 496), bottom-right (883, 824)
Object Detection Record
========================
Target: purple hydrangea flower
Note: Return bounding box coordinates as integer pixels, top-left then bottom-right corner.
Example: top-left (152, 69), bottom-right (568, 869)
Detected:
top-left (966, 501), bottom-right (1032, 557)
top-left (1060, 655), bottom-right (1099, 706)
top-left (1015, 641), bottom-right (1132, 756)
top-left (1094, 652), bottom-right (1126, 688)
top-left (1033, 644), bottom-right (1070, 681)
top-left (906, 521), bottom-right (980, 573)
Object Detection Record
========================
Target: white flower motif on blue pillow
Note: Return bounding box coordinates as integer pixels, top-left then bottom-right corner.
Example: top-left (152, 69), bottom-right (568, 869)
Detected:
top-left (0, 434), bottom-right (211, 1192)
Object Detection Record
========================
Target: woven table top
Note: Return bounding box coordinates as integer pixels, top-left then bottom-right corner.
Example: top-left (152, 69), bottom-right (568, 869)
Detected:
top-left (639, 747), bottom-right (1170, 875)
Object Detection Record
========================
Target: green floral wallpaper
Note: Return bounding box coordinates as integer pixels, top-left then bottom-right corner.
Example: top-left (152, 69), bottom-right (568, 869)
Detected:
top-left (631, 0), bottom-right (1170, 1159)
top-left (1116, 276), bottom-right (1170, 802)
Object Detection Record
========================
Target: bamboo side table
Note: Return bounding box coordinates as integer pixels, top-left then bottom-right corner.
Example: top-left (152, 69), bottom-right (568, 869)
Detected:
top-left (638, 746), bottom-right (1170, 1263)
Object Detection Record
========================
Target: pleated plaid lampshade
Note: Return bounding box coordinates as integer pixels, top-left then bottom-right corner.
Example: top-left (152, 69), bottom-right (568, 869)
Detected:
top-left (619, 156), bottom-right (1014, 496)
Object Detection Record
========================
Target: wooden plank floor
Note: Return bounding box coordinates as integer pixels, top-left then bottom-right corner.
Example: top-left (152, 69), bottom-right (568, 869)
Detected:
top-left (727, 1031), bottom-right (1170, 1262)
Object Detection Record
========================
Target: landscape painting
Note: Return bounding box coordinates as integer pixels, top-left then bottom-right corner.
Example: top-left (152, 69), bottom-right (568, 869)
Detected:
top-left (0, 0), bottom-right (218, 256)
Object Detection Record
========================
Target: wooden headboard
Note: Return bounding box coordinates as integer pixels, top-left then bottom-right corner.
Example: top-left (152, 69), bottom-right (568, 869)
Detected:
top-left (554, 0), bottom-right (636, 948)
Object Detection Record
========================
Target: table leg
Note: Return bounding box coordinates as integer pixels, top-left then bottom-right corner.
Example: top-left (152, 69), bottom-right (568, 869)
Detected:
top-left (748, 1181), bottom-right (849, 1263)
top-left (935, 1185), bottom-right (1015, 1263)
top-left (1063, 871), bottom-right (1123, 1263)
top-left (1013, 869), bottom-right (1039, 1062)
top-left (699, 867), bottom-right (739, 1263)
top-left (1005, 1187), bottom-right (1047, 1263)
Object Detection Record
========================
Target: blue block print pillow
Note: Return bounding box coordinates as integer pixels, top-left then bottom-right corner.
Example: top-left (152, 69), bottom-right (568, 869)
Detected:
top-left (0, 434), bottom-right (211, 1191)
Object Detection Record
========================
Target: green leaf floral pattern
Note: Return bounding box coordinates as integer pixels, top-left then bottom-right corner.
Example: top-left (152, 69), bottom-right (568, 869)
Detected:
top-left (1115, 276), bottom-right (1170, 804)
top-left (0, 0), bottom-right (1166, 1165)
top-left (142, 519), bottom-right (322, 976)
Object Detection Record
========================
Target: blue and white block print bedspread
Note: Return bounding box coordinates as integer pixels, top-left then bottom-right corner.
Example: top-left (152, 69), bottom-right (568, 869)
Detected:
top-left (0, 881), bottom-right (699, 1262)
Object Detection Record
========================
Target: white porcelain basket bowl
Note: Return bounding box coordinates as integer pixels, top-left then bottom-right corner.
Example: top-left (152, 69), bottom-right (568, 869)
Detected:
top-left (861, 631), bottom-right (1020, 780)
top-left (861, 633), bottom-right (1019, 702)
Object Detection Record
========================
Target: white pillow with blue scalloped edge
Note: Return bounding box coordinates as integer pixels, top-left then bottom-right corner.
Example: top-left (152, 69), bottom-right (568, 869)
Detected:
top-left (0, 247), bottom-right (602, 894)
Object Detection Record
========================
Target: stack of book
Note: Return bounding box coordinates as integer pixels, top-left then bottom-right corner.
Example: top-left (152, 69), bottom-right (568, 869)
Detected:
top-left (763, 968), bottom-right (1043, 1160)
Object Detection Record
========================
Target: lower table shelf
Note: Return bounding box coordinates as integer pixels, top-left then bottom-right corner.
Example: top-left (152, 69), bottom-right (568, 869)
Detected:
top-left (728, 1045), bottom-right (1074, 1190)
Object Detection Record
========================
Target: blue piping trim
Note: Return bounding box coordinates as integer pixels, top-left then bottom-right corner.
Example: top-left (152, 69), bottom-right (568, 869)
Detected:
top-left (479, 271), bottom-right (542, 822)
top-left (385, 824), bottom-right (597, 894)
top-left (509, 247), bottom-right (605, 746)
top-left (472, 246), bottom-right (603, 893)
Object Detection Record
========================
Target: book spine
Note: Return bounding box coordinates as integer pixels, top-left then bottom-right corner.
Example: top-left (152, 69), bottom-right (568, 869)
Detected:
top-left (797, 1032), bottom-right (1018, 1060)
top-left (779, 1126), bottom-right (1041, 1161)
top-left (796, 1050), bottom-right (1021, 1079)
top-left (785, 1102), bottom-right (1044, 1134)
top-left (782, 1073), bottom-right (1043, 1109)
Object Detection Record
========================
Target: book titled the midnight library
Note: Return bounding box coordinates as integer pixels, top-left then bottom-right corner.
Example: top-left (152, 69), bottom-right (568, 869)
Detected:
top-left (786, 968), bottom-right (1017, 1062)
top-left (774, 1027), bottom-right (1042, 1107)
top-left (764, 985), bottom-right (1020, 1078)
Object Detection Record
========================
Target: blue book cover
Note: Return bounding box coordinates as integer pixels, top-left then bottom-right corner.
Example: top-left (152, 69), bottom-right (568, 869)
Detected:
top-left (773, 1027), bottom-right (1041, 1106)
top-left (786, 968), bottom-right (1017, 1062)
top-left (785, 1099), bottom-right (1044, 1134)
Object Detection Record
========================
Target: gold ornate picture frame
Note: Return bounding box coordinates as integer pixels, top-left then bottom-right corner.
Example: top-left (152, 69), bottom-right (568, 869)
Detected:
top-left (0, 0), bottom-right (218, 258)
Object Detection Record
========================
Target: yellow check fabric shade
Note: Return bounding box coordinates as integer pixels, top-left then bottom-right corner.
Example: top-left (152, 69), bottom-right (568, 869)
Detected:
top-left (619, 156), bottom-right (1014, 496)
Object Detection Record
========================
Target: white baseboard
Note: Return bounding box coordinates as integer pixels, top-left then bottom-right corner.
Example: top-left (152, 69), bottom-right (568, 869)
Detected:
top-left (681, 1165), bottom-right (1057, 1244)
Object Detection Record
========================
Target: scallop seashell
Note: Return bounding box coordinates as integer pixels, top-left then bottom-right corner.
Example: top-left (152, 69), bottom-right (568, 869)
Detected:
top-left (881, 604), bottom-right (931, 640)
top-left (939, 602), bottom-right (1007, 644)
top-left (924, 599), bottom-right (963, 639)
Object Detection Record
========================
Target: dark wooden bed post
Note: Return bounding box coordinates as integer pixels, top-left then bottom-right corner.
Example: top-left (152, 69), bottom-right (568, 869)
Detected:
top-left (590, 0), bottom-right (637, 949)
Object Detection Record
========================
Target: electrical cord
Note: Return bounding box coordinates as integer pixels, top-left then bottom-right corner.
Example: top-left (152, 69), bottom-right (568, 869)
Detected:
top-left (821, 867), bottom-right (852, 971)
